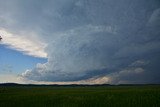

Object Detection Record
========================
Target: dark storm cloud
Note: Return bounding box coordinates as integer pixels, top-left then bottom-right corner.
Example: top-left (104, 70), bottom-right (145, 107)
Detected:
top-left (0, 0), bottom-right (160, 84)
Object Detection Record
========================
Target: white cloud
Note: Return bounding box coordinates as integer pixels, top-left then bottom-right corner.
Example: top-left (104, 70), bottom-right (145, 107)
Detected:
top-left (0, 28), bottom-right (47, 58)
top-left (0, 74), bottom-right (24, 83)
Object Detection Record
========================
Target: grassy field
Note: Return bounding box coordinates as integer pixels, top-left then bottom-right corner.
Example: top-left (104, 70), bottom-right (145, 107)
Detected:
top-left (0, 85), bottom-right (160, 107)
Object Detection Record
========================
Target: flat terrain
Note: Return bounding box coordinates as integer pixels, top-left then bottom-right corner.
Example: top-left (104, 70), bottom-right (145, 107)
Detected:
top-left (0, 85), bottom-right (160, 107)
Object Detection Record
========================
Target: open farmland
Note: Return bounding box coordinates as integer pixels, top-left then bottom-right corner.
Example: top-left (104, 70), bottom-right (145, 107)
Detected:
top-left (0, 85), bottom-right (160, 107)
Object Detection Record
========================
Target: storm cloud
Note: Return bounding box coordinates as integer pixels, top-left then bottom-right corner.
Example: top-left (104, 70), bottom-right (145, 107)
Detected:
top-left (0, 0), bottom-right (160, 84)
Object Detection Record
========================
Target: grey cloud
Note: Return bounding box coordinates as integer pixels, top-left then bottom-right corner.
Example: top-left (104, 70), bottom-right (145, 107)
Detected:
top-left (147, 8), bottom-right (160, 27)
top-left (22, 0), bottom-right (160, 83)
top-left (107, 60), bottom-right (146, 84)
top-left (0, 0), bottom-right (160, 84)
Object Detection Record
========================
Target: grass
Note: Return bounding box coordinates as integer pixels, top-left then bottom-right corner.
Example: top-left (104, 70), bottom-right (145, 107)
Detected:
top-left (0, 85), bottom-right (160, 107)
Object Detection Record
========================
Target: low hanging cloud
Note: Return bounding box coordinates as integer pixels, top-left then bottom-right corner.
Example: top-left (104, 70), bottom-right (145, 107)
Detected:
top-left (0, 0), bottom-right (160, 84)
top-left (0, 74), bottom-right (23, 83)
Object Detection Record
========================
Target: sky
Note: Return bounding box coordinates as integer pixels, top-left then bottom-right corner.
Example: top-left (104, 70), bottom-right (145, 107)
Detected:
top-left (0, 0), bottom-right (160, 84)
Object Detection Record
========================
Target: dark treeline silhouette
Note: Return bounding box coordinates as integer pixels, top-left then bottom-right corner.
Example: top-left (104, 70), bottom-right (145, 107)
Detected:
top-left (0, 83), bottom-right (159, 87)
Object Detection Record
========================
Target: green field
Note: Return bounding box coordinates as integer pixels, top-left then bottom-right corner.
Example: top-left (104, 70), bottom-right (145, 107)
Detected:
top-left (0, 85), bottom-right (160, 107)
